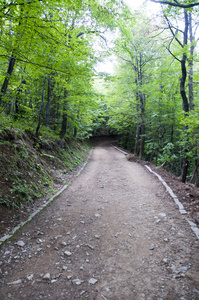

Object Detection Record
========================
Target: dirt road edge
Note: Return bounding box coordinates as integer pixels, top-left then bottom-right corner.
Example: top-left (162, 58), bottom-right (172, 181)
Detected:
top-left (0, 149), bottom-right (93, 245)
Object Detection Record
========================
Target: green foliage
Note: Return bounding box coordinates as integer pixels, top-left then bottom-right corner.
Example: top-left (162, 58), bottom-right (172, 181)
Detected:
top-left (157, 143), bottom-right (178, 165)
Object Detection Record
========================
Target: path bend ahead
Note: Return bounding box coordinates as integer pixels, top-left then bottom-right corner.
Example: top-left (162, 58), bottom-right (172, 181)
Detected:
top-left (0, 142), bottom-right (199, 299)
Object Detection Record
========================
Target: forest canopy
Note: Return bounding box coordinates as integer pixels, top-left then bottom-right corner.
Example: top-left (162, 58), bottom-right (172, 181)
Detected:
top-left (0, 0), bottom-right (199, 184)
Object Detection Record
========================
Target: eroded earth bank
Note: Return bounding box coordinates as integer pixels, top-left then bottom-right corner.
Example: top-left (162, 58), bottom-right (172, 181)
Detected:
top-left (0, 142), bottom-right (199, 299)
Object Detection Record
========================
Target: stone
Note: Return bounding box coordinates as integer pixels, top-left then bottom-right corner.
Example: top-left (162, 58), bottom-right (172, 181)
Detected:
top-left (149, 244), bottom-right (155, 250)
top-left (88, 278), bottom-right (98, 284)
top-left (54, 235), bottom-right (62, 240)
top-left (60, 241), bottom-right (67, 246)
top-left (43, 273), bottom-right (51, 280)
top-left (72, 279), bottom-right (83, 285)
top-left (87, 244), bottom-right (94, 250)
top-left (7, 279), bottom-right (22, 285)
top-left (37, 238), bottom-right (43, 244)
top-left (162, 258), bottom-right (168, 264)
top-left (27, 274), bottom-right (34, 281)
top-left (64, 251), bottom-right (72, 256)
top-left (15, 241), bottom-right (25, 247)
top-left (95, 213), bottom-right (101, 218)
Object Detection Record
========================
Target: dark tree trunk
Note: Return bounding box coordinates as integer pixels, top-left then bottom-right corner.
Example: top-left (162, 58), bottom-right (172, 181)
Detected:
top-left (60, 90), bottom-right (68, 139)
top-left (180, 54), bottom-right (189, 113)
top-left (36, 76), bottom-right (47, 137)
top-left (0, 56), bottom-right (16, 105)
top-left (14, 79), bottom-right (26, 119)
top-left (188, 12), bottom-right (195, 111)
top-left (134, 121), bottom-right (140, 156)
top-left (46, 77), bottom-right (51, 126)
top-left (180, 10), bottom-right (189, 183)
top-left (140, 123), bottom-right (145, 159)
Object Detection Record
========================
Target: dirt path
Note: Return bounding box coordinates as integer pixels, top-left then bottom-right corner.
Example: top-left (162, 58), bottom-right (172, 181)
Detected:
top-left (0, 142), bottom-right (199, 300)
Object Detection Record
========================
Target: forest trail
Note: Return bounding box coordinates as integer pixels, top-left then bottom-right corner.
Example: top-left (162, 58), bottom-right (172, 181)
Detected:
top-left (0, 141), bottom-right (199, 300)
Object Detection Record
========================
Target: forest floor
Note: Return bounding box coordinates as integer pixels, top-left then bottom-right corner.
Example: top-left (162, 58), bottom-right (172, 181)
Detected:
top-left (0, 140), bottom-right (199, 299)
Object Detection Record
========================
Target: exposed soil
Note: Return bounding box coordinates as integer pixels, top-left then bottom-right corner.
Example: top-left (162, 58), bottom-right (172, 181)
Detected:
top-left (0, 129), bottom-right (90, 237)
top-left (127, 154), bottom-right (199, 227)
top-left (0, 140), bottom-right (199, 299)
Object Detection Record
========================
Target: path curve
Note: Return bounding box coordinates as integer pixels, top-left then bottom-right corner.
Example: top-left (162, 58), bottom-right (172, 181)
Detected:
top-left (0, 142), bottom-right (199, 299)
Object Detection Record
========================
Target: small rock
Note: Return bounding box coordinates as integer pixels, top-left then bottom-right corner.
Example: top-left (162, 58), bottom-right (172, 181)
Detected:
top-left (7, 279), bottom-right (22, 285)
top-left (149, 244), bottom-right (155, 250)
top-left (60, 241), bottom-right (67, 246)
top-left (27, 274), bottom-right (34, 281)
top-left (164, 238), bottom-right (169, 242)
top-left (94, 235), bottom-right (100, 239)
top-left (80, 291), bottom-right (86, 295)
top-left (43, 273), bottom-right (51, 280)
top-left (87, 244), bottom-right (94, 250)
top-left (88, 278), bottom-right (98, 284)
top-left (54, 235), bottom-right (62, 240)
top-left (64, 251), bottom-right (72, 256)
top-left (62, 266), bottom-right (67, 270)
top-left (15, 241), bottom-right (25, 247)
top-left (159, 213), bottom-right (166, 218)
top-left (95, 213), bottom-right (101, 218)
top-left (37, 238), bottom-right (43, 244)
top-left (37, 231), bottom-right (44, 235)
top-left (72, 279), bottom-right (83, 285)
top-left (162, 258), bottom-right (168, 264)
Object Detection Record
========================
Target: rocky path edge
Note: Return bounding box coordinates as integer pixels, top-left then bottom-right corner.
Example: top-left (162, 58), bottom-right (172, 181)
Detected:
top-left (0, 149), bottom-right (93, 245)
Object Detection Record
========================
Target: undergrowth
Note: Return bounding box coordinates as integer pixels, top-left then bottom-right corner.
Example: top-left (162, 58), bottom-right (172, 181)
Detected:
top-left (0, 126), bottom-right (90, 209)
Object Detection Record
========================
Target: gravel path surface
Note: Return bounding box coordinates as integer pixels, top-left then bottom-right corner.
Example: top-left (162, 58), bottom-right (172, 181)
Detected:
top-left (0, 141), bottom-right (199, 299)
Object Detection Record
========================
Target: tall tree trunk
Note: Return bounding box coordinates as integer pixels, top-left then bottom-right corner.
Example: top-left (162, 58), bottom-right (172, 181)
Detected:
top-left (14, 79), bottom-right (26, 119)
top-left (134, 95), bottom-right (140, 156)
top-left (188, 12), bottom-right (195, 111)
top-left (0, 56), bottom-right (16, 105)
top-left (180, 10), bottom-right (189, 183)
top-left (46, 77), bottom-right (51, 126)
top-left (60, 90), bottom-right (68, 139)
top-left (36, 76), bottom-right (47, 137)
top-left (134, 121), bottom-right (140, 156)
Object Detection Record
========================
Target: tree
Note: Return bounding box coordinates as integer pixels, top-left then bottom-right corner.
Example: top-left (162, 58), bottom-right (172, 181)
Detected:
top-left (151, 0), bottom-right (199, 182)
top-left (0, 0), bottom-right (122, 139)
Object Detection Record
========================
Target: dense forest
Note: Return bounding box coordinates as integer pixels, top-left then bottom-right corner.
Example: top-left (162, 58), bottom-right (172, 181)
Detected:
top-left (0, 0), bottom-right (199, 202)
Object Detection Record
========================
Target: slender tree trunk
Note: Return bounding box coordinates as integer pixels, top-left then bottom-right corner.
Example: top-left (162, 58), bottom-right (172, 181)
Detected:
top-left (181, 10), bottom-right (189, 183)
top-left (188, 12), bottom-right (194, 111)
top-left (36, 76), bottom-right (47, 137)
top-left (134, 95), bottom-right (140, 156)
top-left (46, 77), bottom-right (51, 126)
top-left (60, 90), bottom-right (68, 139)
top-left (134, 121), bottom-right (140, 156)
top-left (0, 56), bottom-right (16, 105)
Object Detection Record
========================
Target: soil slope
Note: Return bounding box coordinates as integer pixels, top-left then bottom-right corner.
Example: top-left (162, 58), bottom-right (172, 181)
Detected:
top-left (0, 141), bottom-right (199, 299)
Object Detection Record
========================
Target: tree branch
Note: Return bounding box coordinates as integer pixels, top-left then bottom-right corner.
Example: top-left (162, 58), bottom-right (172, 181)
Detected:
top-left (150, 0), bottom-right (199, 8)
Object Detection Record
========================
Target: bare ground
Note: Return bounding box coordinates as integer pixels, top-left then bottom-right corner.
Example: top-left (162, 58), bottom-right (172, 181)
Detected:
top-left (0, 141), bottom-right (199, 299)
